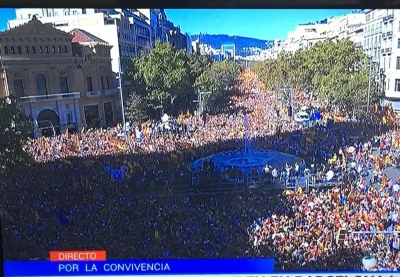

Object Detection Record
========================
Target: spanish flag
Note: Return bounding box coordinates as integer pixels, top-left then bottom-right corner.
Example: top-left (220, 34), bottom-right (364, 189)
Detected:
top-left (348, 191), bottom-right (355, 202)
top-left (112, 143), bottom-right (126, 151)
top-left (297, 186), bottom-right (303, 195)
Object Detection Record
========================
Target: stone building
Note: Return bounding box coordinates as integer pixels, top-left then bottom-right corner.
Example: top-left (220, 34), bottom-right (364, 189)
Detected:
top-left (0, 16), bottom-right (120, 136)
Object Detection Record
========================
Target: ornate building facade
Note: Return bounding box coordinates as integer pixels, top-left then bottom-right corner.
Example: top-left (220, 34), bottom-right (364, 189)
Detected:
top-left (0, 17), bottom-right (120, 136)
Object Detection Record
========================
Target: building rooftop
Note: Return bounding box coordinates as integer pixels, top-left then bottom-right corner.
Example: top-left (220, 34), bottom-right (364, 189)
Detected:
top-left (69, 28), bottom-right (108, 44)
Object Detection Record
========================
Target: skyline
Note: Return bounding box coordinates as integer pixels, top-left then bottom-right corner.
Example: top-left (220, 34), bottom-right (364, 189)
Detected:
top-left (0, 8), bottom-right (355, 41)
top-left (165, 9), bottom-right (355, 40)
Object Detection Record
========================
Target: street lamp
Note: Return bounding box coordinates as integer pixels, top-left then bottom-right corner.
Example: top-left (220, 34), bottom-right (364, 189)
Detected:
top-left (197, 91), bottom-right (211, 115)
top-left (118, 57), bottom-right (127, 135)
top-left (367, 56), bottom-right (379, 115)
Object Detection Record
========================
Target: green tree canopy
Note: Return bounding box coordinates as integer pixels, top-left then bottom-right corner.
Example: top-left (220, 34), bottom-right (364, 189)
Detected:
top-left (126, 41), bottom-right (242, 121)
top-left (253, 39), bottom-right (378, 114)
top-left (194, 59), bottom-right (242, 112)
top-left (0, 96), bottom-right (32, 175)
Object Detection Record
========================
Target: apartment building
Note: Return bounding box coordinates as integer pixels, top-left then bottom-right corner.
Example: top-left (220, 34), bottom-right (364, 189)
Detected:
top-left (382, 9), bottom-right (400, 103)
top-left (282, 22), bottom-right (328, 53)
top-left (363, 9), bottom-right (385, 61)
top-left (0, 17), bottom-right (120, 135)
top-left (8, 9), bottom-right (154, 73)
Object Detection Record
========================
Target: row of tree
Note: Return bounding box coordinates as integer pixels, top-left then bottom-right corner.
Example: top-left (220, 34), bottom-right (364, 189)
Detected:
top-left (125, 41), bottom-right (242, 123)
top-left (253, 39), bottom-right (383, 115)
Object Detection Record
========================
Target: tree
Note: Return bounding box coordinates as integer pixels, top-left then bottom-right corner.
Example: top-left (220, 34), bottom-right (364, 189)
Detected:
top-left (194, 60), bottom-right (241, 112)
top-left (124, 92), bottom-right (149, 125)
top-left (254, 39), bottom-right (376, 114)
top-left (127, 41), bottom-right (191, 117)
top-left (0, 96), bottom-right (32, 175)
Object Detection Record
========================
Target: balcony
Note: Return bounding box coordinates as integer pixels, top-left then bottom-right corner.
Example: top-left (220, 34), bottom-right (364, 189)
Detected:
top-left (387, 31), bottom-right (393, 38)
top-left (383, 14), bottom-right (394, 23)
top-left (19, 92), bottom-right (80, 103)
top-left (354, 42), bottom-right (362, 48)
top-left (103, 88), bottom-right (119, 95)
top-left (383, 32), bottom-right (387, 39)
top-left (387, 47), bottom-right (392, 53)
top-left (86, 90), bottom-right (101, 97)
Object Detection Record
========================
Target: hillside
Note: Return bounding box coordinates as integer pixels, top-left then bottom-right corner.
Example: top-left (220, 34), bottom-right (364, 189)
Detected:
top-left (190, 34), bottom-right (274, 55)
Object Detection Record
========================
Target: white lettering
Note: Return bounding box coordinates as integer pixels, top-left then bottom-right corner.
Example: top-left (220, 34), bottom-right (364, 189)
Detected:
top-left (85, 264), bottom-right (97, 272)
top-left (58, 264), bottom-right (79, 272)
top-left (103, 263), bottom-right (170, 272)
top-left (58, 252), bottom-right (97, 260)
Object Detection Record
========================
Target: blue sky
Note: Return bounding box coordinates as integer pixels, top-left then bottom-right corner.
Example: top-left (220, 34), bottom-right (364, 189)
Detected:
top-left (166, 9), bottom-right (354, 40)
top-left (0, 9), bottom-right (354, 40)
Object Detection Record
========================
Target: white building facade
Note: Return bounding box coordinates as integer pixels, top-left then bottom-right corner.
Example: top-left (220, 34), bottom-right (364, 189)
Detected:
top-left (381, 9), bottom-right (399, 102)
top-left (8, 9), bottom-right (154, 73)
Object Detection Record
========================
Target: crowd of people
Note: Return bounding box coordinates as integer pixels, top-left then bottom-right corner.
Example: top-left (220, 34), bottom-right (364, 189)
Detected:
top-left (2, 68), bottom-right (400, 272)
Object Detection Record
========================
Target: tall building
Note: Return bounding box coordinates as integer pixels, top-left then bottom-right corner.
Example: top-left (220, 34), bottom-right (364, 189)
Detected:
top-left (362, 9), bottom-right (385, 61)
top-left (221, 44), bottom-right (236, 60)
top-left (381, 9), bottom-right (398, 104)
top-left (281, 21), bottom-right (328, 53)
top-left (8, 9), bottom-right (154, 73)
top-left (0, 17), bottom-right (120, 136)
top-left (327, 11), bottom-right (365, 48)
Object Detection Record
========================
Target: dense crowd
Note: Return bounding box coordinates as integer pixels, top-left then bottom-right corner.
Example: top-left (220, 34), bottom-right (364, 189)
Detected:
top-left (2, 69), bottom-right (400, 272)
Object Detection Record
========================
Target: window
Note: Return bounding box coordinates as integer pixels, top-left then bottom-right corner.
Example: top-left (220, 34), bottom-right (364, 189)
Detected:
top-left (388, 78), bottom-right (391, 90)
top-left (46, 46), bottom-right (49, 53)
top-left (64, 45), bottom-right (67, 53)
top-left (17, 46), bottom-right (21, 54)
top-left (52, 46), bottom-right (56, 53)
top-left (32, 46), bottom-right (36, 53)
top-left (397, 57), bottom-right (400, 69)
top-left (11, 46), bottom-right (15, 54)
top-left (60, 77), bottom-right (69, 93)
top-left (101, 76), bottom-right (105, 89)
top-left (395, 79), bottom-right (400, 92)
top-left (58, 46), bottom-right (62, 53)
top-left (86, 77), bottom-right (93, 91)
top-left (39, 46), bottom-right (42, 53)
top-left (25, 46), bottom-right (29, 54)
top-left (36, 74), bottom-right (47, 96)
top-left (106, 76), bottom-right (110, 89)
top-left (66, 113), bottom-right (72, 124)
top-left (13, 79), bottom-right (24, 98)
top-left (3, 46), bottom-right (8, 54)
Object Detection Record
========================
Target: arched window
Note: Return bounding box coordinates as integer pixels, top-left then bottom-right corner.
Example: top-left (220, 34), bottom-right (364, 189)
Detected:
top-left (38, 46), bottom-right (42, 53)
top-left (32, 46), bottom-right (36, 53)
top-left (25, 46), bottom-right (29, 53)
top-left (46, 46), bottom-right (49, 53)
top-left (13, 79), bottom-right (24, 98)
top-left (17, 46), bottom-right (22, 54)
top-left (64, 45), bottom-right (68, 53)
top-left (58, 46), bottom-right (61, 53)
top-left (3, 46), bottom-right (8, 54)
top-left (52, 46), bottom-right (56, 53)
top-left (36, 74), bottom-right (47, 96)
top-left (11, 46), bottom-right (15, 54)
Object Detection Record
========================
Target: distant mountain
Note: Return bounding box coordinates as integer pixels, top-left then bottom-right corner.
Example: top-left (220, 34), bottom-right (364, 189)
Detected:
top-left (190, 34), bottom-right (274, 55)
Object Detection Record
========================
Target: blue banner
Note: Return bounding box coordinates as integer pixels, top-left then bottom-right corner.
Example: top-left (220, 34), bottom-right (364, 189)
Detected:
top-left (4, 259), bottom-right (274, 276)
